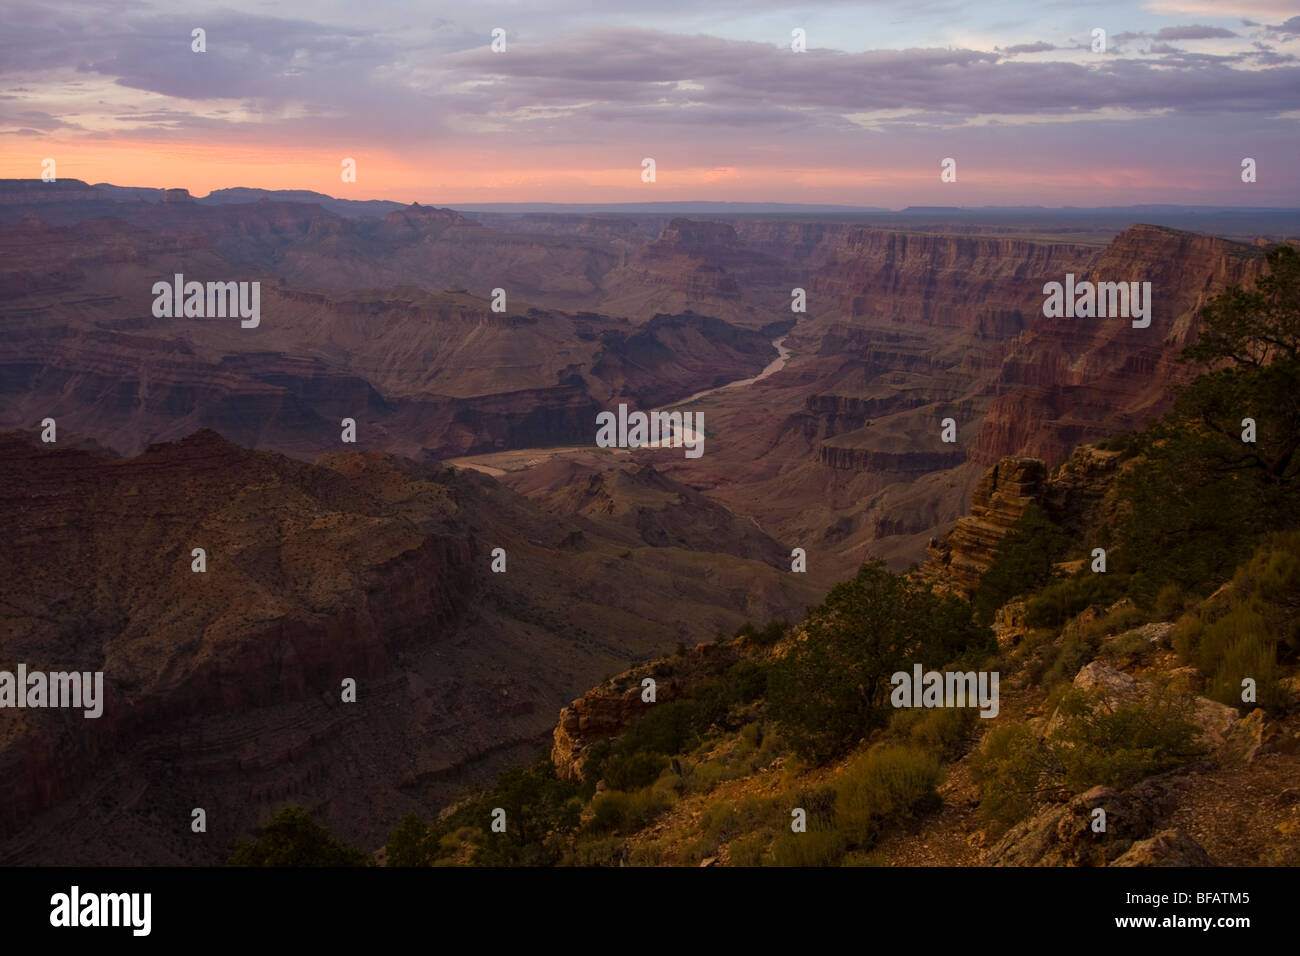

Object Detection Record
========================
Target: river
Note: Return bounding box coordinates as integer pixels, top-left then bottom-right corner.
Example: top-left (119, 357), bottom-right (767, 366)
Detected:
top-left (664, 335), bottom-right (791, 409)
top-left (446, 334), bottom-right (790, 473)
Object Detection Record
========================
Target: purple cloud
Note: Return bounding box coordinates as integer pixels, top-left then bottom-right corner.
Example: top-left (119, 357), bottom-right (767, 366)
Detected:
top-left (1000, 41), bottom-right (1055, 55)
top-left (1154, 25), bottom-right (1238, 40)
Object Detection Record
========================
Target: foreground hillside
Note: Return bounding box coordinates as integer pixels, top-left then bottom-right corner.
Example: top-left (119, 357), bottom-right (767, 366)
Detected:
top-left (370, 468), bottom-right (1299, 866)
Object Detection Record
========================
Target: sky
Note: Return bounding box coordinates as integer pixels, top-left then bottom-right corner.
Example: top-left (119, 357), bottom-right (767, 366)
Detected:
top-left (1, 0), bottom-right (1298, 207)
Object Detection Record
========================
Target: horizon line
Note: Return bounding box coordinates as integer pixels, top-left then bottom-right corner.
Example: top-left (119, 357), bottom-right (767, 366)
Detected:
top-left (6, 180), bottom-right (1300, 215)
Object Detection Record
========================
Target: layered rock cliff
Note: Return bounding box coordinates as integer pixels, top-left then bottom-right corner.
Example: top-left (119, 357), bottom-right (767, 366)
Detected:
top-left (810, 229), bottom-right (1100, 327)
top-left (917, 446), bottom-right (1123, 597)
top-left (971, 225), bottom-right (1266, 466)
top-left (0, 214), bottom-right (779, 459)
top-left (918, 456), bottom-right (1048, 596)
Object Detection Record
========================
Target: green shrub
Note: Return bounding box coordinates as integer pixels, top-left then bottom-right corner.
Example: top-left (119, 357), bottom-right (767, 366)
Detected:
top-left (751, 619), bottom-right (789, 646)
top-left (972, 504), bottom-right (1071, 624)
top-left (424, 763), bottom-right (582, 866)
top-left (970, 724), bottom-right (1051, 827)
top-left (1100, 629), bottom-right (1155, 663)
top-left (229, 806), bottom-right (370, 867)
top-left (586, 787), bottom-right (671, 835)
top-left (1094, 430), bottom-right (1141, 458)
top-left (701, 801), bottom-right (744, 844)
top-left (603, 751), bottom-right (668, 792)
top-left (728, 833), bottom-right (767, 867)
top-left (588, 659), bottom-right (774, 789)
top-left (385, 812), bottom-right (433, 867)
top-left (617, 699), bottom-right (703, 758)
top-left (1172, 532), bottom-right (1300, 709)
top-left (972, 689), bottom-right (1204, 828)
top-left (1024, 572), bottom-right (1127, 628)
top-left (890, 706), bottom-right (977, 759)
top-left (627, 843), bottom-right (664, 866)
top-left (566, 836), bottom-right (625, 866)
top-left (1154, 583), bottom-right (1190, 620)
top-left (1208, 629), bottom-right (1281, 708)
top-left (793, 784), bottom-right (838, 830)
top-left (587, 792), bottom-right (629, 833)
top-left (1081, 601), bottom-right (1148, 639)
top-left (834, 746), bottom-right (942, 846)
top-left (769, 828), bottom-right (847, 867)
top-left (1039, 632), bottom-right (1102, 689)
top-left (768, 560), bottom-right (992, 762)
top-left (1052, 688), bottom-right (1204, 791)
top-left (687, 759), bottom-right (728, 794)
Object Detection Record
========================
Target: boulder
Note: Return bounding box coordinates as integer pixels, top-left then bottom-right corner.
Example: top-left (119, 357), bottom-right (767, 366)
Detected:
top-left (986, 773), bottom-right (1193, 866)
top-left (1135, 621), bottom-right (1174, 648)
top-left (1218, 708), bottom-right (1267, 767)
top-left (1191, 696), bottom-right (1239, 749)
top-left (1060, 662), bottom-right (1241, 751)
top-left (1111, 828), bottom-right (1213, 867)
top-left (1073, 661), bottom-right (1142, 702)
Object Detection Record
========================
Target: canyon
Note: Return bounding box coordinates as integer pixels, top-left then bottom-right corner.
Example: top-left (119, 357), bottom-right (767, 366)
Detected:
top-left (0, 428), bottom-right (818, 863)
top-left (0, 179), bottom-right (1289, 861)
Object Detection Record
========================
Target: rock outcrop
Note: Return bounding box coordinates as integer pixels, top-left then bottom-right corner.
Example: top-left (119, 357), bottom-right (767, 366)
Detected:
top-left (986, 773), bottom-right (1205, 866)
top-left (552, 641), bottom-right (747, 781)
top-left (917, 456), bottom-right (1047, 596)
top-left (916, 444), bottom-right (1126, 597)
top-left (1110, 827), bottom-right (1214, 867)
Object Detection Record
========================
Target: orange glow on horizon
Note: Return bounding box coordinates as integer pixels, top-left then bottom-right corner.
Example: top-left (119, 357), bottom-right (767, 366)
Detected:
top-left (0, 135), bottom-right (1233, 206)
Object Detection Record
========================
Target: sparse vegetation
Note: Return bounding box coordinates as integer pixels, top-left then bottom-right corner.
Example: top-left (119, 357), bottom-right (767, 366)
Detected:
top-left (972, 688), bottom-right (1205, 828)
top-left (1172, 531), bottom-right (1300, 710)
top-left (832, 746), bottom-right (943, 846)
top-left (1023, 571), bottom-right (1127, 628)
